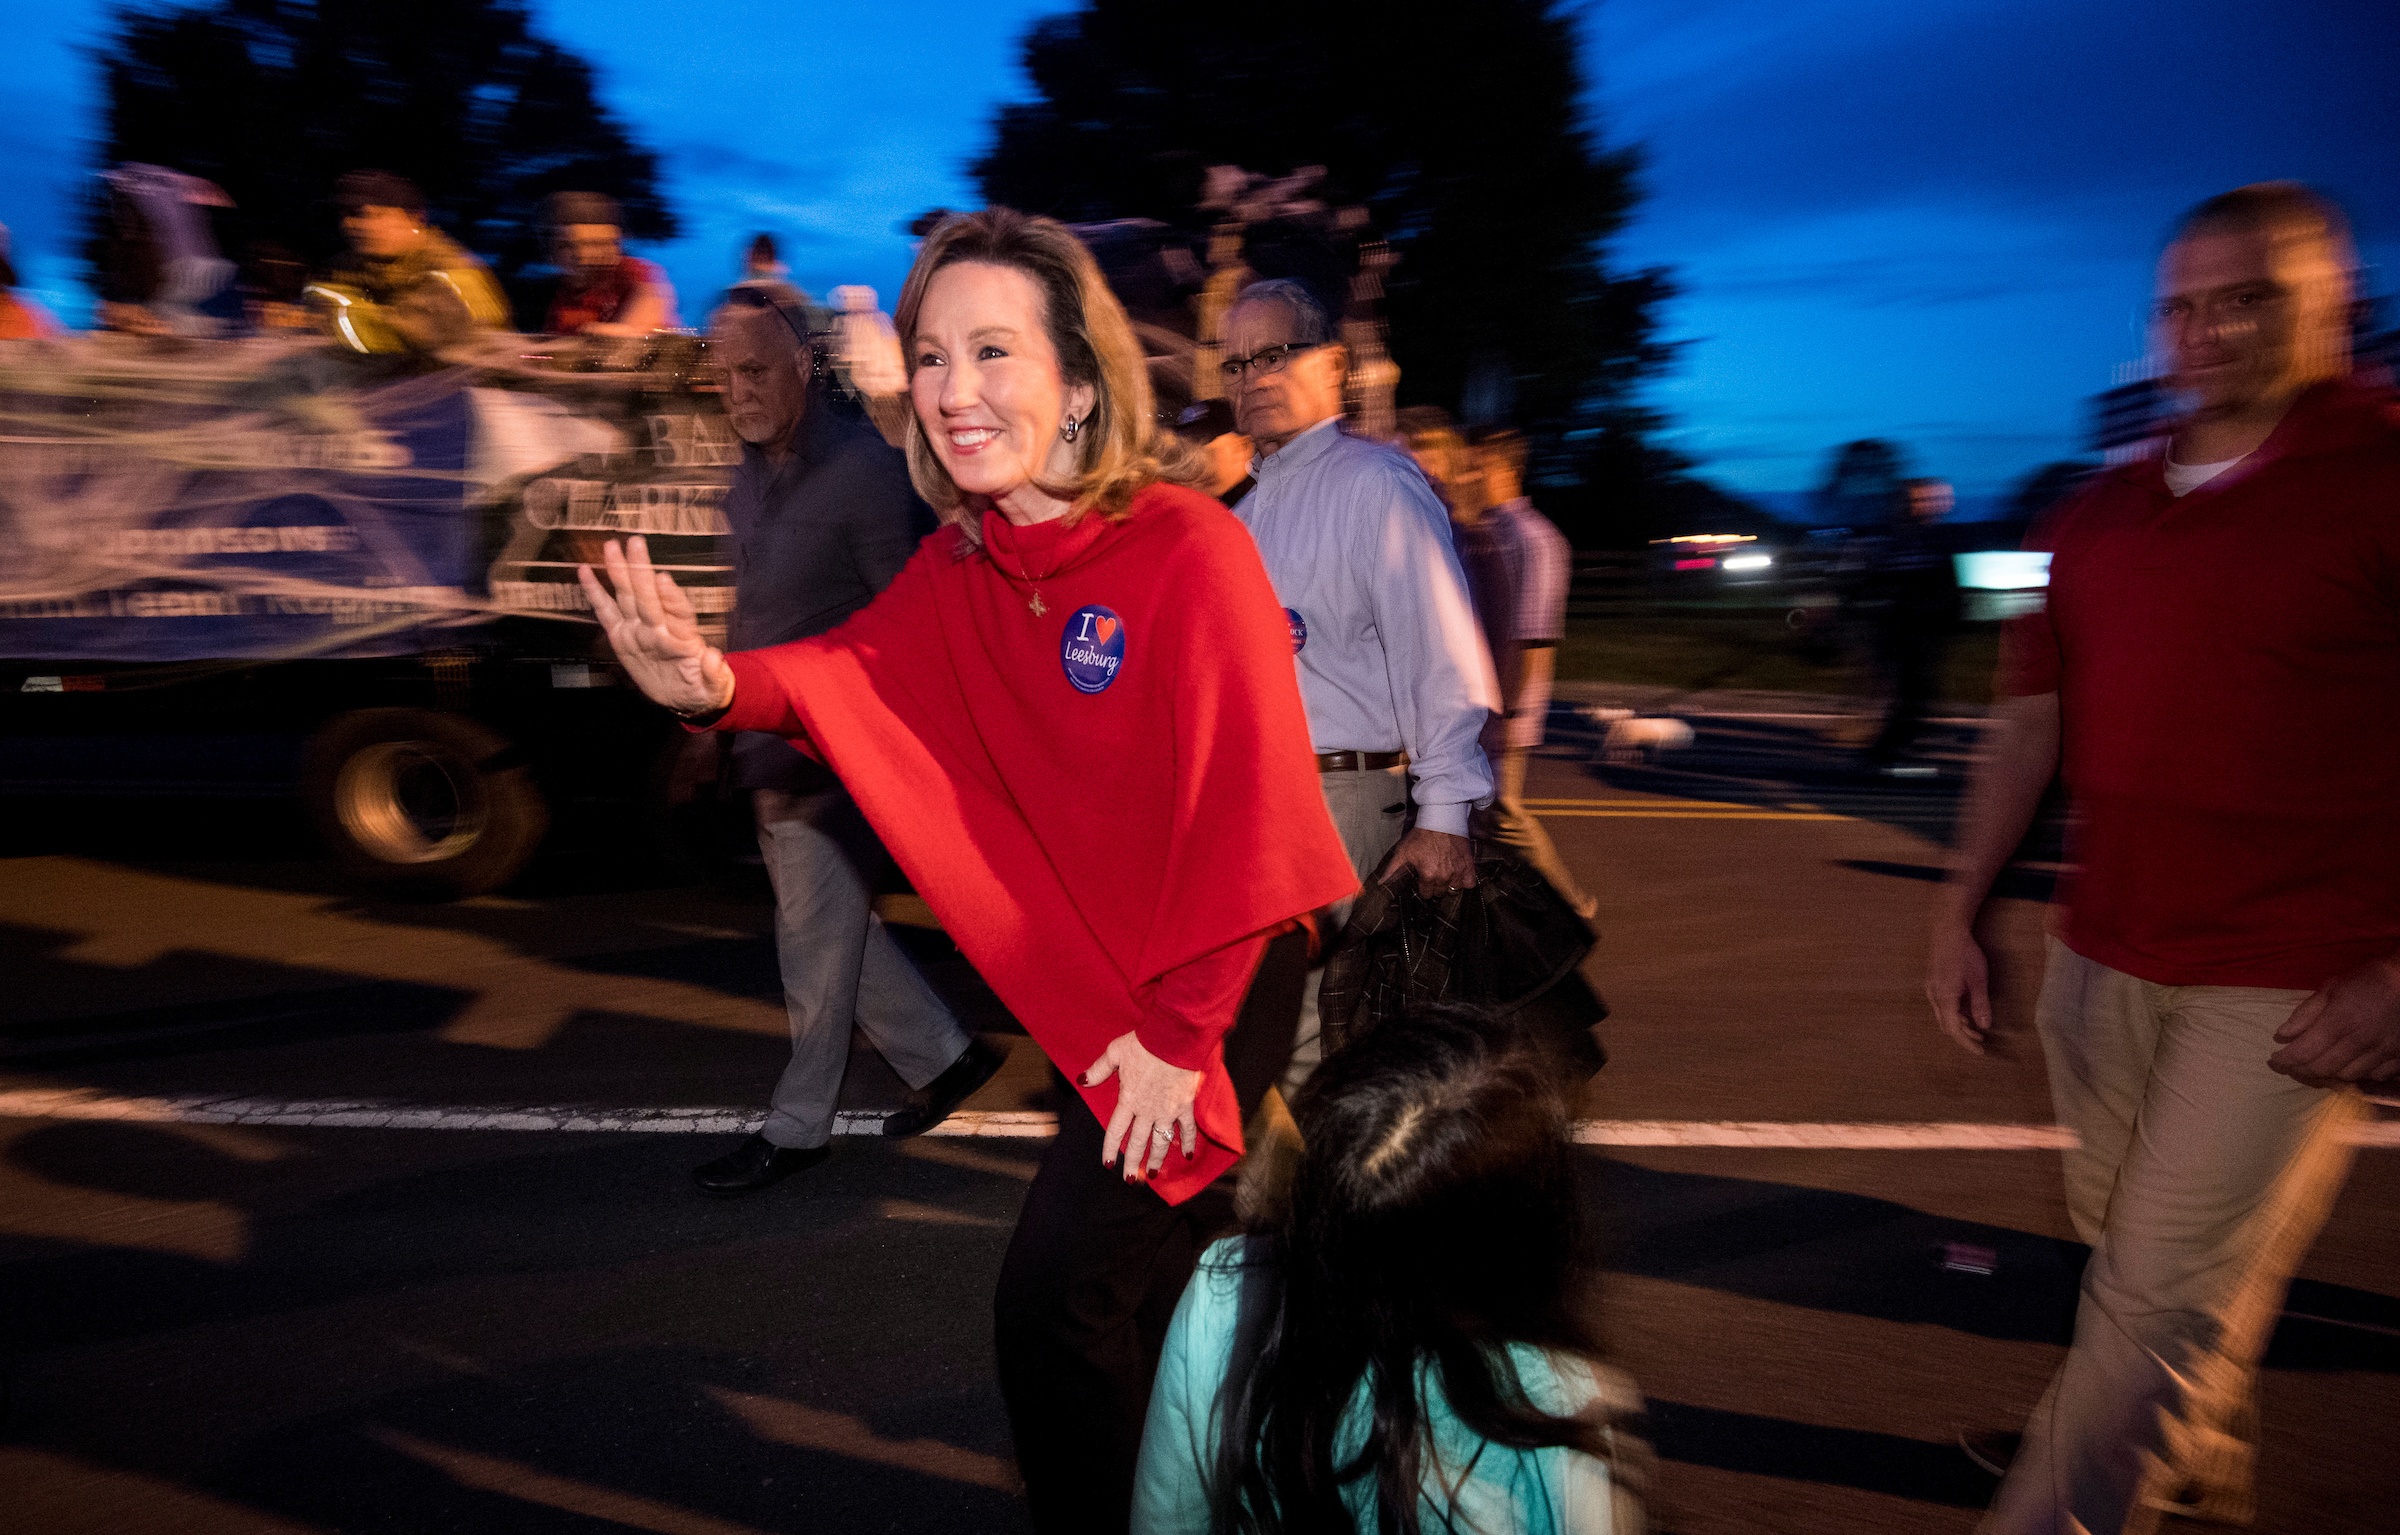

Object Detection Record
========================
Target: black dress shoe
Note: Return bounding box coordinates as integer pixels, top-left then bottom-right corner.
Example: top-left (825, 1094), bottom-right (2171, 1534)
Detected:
top-left (883, 1037), bottom-right (1010, 1138)
top-left (692, 1133), bottom-right (829, 1194)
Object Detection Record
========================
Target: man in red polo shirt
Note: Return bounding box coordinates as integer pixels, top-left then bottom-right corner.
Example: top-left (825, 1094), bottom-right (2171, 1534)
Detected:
top-left (543, 191), bottom-right (678, 337)
top-left (1928, 183), bottom-right (2400, 1534)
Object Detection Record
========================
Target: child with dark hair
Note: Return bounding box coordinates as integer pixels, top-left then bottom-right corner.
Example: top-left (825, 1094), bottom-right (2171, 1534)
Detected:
top-left (1133, 1012), bottom-right (1646, 1534)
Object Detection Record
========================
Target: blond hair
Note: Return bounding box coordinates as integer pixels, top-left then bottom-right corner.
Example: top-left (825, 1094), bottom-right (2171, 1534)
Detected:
top-left (893, 207), bottom-right (1197, 544)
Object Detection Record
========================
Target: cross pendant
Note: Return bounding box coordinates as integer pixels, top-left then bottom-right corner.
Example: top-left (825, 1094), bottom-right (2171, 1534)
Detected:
top-left (1027, 591), bottom-right (1047, 617)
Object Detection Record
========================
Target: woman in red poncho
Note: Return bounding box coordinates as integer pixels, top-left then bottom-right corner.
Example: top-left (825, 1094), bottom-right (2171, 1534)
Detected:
top-left (579, 208), bottom-right (1357, 1533)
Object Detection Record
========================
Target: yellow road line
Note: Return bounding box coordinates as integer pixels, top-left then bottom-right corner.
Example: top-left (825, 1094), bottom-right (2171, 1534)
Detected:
top-left (1526, 805), bottom-right (1756, 815)
top-left (1534, 809), bottom-right (1849, 821)
top-left (1523, 796), bottom-right (1852, 821)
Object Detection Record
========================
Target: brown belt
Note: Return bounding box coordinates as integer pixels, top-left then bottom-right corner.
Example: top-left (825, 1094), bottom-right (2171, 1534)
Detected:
top-left (1316, 749), bottom-right (1409, 773)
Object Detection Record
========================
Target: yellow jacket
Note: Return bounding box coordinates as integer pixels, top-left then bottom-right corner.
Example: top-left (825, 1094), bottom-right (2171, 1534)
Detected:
top-left (307, 228), bottom-right (510, 355)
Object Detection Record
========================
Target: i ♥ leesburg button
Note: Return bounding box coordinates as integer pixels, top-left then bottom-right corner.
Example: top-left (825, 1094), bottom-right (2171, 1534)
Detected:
top-left (1283, 607), bottom-right (1307, 654)
top-left (1060, 604), bottom-right (1126, 694)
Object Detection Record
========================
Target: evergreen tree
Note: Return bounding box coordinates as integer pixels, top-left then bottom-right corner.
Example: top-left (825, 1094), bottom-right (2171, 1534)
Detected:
top-left (972, 0), bottom-right (1676, 544)
top-left (90, 0), bottom-right (674, 324)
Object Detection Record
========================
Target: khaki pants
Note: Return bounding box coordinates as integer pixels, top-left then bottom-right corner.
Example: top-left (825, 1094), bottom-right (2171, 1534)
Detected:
top-left (1985, 937), bottom-right (2363, 1535)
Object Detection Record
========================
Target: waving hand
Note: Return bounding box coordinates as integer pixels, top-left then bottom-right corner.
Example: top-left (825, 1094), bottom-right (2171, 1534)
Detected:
top-left (576, 536), bottom-right (733, 716)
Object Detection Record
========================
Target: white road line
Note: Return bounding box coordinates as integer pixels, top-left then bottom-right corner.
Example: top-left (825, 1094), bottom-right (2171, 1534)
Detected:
top-left (3, 1090), bottom-right (2393, 1148)
top-left (0, 1090), bottom-right (1051, 1138)
top-left (1574, 1121), bottom-right (2078, 1149)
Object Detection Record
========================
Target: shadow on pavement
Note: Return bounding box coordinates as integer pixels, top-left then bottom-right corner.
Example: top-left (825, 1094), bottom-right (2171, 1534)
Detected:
top-left (1645, 1399), bottom-right (1995, 1509)
top-left (4, 1118), bottom-right (2393, 1531)
top-left (1595, 1159), bottom-right (2400, 1370)
top-left (1, 1116), bottom-right (1038, 1354)
top-left (2, 1119), bottom-right (1039, 1533)
top-left (218, 1345), bottom-right (1031, 1534)
top-left (1, 899), bottom-right (1019, 1108)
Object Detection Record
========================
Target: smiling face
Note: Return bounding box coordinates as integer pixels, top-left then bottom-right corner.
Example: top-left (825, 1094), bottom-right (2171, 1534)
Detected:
top-left (2155, 226), bottom-right (2349, 419)
top-left (908, 260), bottom-right (1095, 517)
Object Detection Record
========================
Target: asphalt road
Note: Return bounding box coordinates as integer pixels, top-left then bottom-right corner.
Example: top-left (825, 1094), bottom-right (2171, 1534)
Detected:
top-left (3, 696), bottom-right (2394, 1535)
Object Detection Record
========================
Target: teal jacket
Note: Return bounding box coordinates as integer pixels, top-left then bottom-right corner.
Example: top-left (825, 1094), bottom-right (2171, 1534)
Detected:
top-left (1132, 1238), bottom-right (1643, 1534)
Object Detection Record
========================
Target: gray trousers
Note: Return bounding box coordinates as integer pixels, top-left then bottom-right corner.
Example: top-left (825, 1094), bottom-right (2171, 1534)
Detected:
top-left (1281, 763), bottom-right (1412, 1100)
top-left (754, 788), bottom-right (971, 1150)
top-left (1984, 937), bottom-right (2363, 1535)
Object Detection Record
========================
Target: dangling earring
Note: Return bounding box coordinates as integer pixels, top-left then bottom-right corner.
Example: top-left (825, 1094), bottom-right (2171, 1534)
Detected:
top-left (1060, 416), bottom-right (1081, 443)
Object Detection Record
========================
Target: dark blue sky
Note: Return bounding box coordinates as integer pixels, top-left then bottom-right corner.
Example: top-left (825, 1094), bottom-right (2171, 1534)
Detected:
top-left (3, 1), bottom-right (2391, 502)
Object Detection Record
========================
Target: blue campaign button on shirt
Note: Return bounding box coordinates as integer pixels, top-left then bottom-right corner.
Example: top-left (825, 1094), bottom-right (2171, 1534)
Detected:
top-left (1060, 604), bottom-right (1126, 694)
top-left (1283, 607), bottom-right (1307, 654)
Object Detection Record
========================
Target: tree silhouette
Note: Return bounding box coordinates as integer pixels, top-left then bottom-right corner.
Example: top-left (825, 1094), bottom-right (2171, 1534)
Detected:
top-left (971, 0), bottom-right (1677, 545)
top-left (89, 0), bottom-right (675, 326)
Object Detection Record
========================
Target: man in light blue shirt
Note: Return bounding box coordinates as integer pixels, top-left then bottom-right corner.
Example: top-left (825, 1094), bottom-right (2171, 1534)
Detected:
top-left (1222, 279), bottom-right (1499, 1089)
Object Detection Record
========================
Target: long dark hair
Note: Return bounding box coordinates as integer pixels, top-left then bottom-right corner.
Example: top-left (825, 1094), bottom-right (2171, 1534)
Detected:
top-left (1210, 1013), bottom-right (1615, 1534)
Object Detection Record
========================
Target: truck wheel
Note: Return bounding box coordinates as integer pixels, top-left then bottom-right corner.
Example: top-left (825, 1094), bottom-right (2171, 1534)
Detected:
top-left (302, 709), bottom-right (548, 899)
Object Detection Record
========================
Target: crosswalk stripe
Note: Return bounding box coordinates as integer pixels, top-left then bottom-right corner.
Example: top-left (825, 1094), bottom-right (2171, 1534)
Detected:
top-left (3, 1091), bottom-right (2392, 1148)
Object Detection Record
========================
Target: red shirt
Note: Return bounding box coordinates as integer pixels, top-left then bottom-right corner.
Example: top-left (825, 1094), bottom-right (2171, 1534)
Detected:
top-left (546, 256), bottom-right (666, 334)
top-left (2002, 380), bottom-right (2400, 987)
top-left (715, 482), bottom-right (1358, 1203)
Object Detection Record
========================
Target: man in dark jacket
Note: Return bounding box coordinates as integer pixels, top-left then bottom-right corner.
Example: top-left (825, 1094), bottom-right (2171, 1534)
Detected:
top-left (690, 290), bottom-right (1004, 1194)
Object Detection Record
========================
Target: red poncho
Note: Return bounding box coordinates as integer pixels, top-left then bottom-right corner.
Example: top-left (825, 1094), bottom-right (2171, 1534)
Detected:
top-left (715, 480), bottom-right (1358, 1203)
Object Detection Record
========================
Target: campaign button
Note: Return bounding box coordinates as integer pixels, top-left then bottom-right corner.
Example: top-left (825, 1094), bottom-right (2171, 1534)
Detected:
top-left (1283, 607), bottom-right (1307, 654)
top-left (1061, 604), bottom-right (1126, 694)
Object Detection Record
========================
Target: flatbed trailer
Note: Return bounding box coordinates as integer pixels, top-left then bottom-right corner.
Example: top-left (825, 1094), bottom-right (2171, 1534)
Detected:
top-left (0, 333), bottom-right (741, 897)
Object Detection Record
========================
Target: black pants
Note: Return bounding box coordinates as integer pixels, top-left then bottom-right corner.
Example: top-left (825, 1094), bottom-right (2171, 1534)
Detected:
top-left (1867, 622), bottom-right (1949, 766)
top-left (994, 925), bottom-right (1309, 1535)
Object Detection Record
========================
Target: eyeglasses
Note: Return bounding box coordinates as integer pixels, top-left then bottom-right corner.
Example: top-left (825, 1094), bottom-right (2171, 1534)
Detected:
top-left (1219, 342), bottom-right (1315, 383)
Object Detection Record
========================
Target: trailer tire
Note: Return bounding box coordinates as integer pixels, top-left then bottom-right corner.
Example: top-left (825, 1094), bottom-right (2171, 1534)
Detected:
top-left (302, 708), bottom-right (548, 899)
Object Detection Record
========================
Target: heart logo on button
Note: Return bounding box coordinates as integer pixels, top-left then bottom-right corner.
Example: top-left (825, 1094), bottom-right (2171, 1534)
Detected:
top-left (1095, 616), bottom-right (1118, 644)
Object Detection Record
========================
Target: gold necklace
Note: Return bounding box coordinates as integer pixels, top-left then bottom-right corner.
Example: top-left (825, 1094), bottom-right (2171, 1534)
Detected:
top-left (991, 546), bottom-right (1060, 616)
top-left (991, 527), bottom-right (1101, 617)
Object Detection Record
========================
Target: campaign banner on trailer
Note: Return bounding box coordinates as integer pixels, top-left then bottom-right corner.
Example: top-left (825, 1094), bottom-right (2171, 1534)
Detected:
top-left (0, 338), bottom-right (736, 664)
top-left (0, 355), bottom-right (477, 662)
top-left (481, 399), bottom-right (738, 647)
